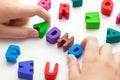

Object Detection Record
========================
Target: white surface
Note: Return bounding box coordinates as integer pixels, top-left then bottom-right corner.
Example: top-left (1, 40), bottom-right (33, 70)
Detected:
top-left (0, 0), bottom-right (120, 80)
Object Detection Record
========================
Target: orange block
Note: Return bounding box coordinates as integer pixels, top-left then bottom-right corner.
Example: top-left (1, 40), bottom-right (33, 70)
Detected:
top-left (101, 0), bottom-right (113, 16)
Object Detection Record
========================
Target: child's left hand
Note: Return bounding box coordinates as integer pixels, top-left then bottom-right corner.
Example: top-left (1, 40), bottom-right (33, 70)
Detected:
top-left (0, 0), bottom-right (50, 39)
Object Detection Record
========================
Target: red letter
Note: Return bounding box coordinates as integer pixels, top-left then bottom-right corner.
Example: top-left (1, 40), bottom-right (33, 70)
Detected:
top-left (59, 3), bottom-right (70, 19)
top-left (44, 61), bottom-right (59, 80)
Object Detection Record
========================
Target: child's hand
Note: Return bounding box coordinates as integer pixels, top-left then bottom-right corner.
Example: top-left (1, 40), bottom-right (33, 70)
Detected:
top-left (67, 37), bottom-right (120, 80)
top-left (0, 0), bottom-right (50, 39)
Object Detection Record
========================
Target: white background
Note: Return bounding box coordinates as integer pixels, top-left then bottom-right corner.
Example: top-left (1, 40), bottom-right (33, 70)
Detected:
top-left (0, 0), bottom-right (120, 80)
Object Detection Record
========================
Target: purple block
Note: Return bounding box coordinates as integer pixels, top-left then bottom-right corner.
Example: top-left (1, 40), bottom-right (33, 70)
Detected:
top-left (38, 0), bottom-right (51, 11)
top-left (116, 13), bottom-right (120, 24)
top-left (18, 60), bottom-right (34, 80)
top-left (46, 27), bottom-right (61, 44)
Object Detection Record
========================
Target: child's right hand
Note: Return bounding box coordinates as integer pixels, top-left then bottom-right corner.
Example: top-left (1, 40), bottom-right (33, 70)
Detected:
top-left (67, 37), bottom-right (120, 80)
top-left (0, 0), bottom-right (50, 39)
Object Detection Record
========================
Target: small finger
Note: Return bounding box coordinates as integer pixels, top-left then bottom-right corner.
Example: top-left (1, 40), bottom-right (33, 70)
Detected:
top-left (114, 53), bottom-right (120, 69)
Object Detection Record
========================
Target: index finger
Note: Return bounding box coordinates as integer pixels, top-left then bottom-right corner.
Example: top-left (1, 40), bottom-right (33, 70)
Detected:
top-left (81, 36), bottom-right (100, 60)
top-left (6, 5), bottom-right (50, 25)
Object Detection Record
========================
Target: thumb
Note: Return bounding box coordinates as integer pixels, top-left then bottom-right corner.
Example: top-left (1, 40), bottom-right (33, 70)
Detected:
top-left (67, 55), bottom-right (81, 80)
top-left (0, 24), bottom-right (39, 39)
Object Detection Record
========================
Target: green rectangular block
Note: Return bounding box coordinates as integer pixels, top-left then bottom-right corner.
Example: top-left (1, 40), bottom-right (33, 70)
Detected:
top-left (72, 0), bottom-right (83, 7)
top-left (85, 12), bottom-right (100, 29)
top-left (33, 21), bottom-right (49, 38)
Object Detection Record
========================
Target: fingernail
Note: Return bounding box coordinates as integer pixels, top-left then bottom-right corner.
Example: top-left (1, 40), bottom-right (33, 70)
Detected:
top-left (67, 55), bottom-right (75, 63)
top-left (30, 30), bottom-right (39, 38)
